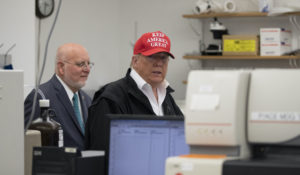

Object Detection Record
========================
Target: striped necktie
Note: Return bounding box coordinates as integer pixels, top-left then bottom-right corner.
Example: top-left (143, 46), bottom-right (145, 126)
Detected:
top-left (72, 93), bottom-right (85, 134)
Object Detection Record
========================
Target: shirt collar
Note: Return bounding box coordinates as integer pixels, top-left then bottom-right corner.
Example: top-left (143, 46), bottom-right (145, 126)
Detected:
top-left (130, 68), bottom-right (169, 90)
top-left (56, 74), bottom-right (78, 102)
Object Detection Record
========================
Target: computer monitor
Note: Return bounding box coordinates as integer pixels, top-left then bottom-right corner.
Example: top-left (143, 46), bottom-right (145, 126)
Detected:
top-left (106, 114), bottom-right (190, 175)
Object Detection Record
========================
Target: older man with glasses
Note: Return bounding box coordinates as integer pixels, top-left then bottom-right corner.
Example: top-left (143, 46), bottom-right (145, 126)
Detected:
top-left (85, 31), bottom-right (183, 151)
top-left (24, 43), bottom-right (93, 150)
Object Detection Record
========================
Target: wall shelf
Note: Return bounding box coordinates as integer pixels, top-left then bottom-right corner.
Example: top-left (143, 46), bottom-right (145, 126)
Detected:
top-left (182, 12), bottom-right (300, 19)
top-left (183, 55), bottom-right (300, 60)
top-left (182, 11), bottom-right (300, 67)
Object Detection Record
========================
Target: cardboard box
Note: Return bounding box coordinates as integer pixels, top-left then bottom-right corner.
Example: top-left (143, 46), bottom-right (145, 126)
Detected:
top-left (260, 28), bottom-right (292, 56)
top-left (223, 35), bottom-right (259, 56)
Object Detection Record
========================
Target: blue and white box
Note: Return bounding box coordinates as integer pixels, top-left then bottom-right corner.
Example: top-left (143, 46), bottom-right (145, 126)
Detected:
top-left (260, 28), bottom-right (292, 56)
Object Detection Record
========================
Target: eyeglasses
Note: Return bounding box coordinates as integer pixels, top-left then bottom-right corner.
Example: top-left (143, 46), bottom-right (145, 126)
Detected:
top-left (63, 60), bottom-right (94, 69)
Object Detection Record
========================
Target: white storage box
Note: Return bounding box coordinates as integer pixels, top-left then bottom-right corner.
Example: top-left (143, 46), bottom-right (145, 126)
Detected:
top-left (260, 28), bottom-right (292, 56)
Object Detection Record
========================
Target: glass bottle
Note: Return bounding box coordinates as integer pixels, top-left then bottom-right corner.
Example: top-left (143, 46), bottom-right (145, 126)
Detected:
top-left (29, 99), bottom-right (64, 147)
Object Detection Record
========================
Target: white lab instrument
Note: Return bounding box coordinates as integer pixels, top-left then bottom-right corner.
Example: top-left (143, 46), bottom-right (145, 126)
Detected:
top-left (166, 70), bottom-right (251, 175)
top-left (223, 69), bottom-right (300, 175)
top-left (166, 155), bottom-right (226, 175)
top-left (0, 70), bottom-right (24, 175)
top-left (248, 69), bottom-right (300, 145)
top-left (166, 69), bottom-right (300, 175)
top-left (185, 70), bottom-right (250, 157)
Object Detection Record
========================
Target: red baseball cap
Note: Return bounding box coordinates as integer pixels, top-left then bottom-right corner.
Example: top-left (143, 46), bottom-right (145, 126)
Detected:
top-left (133, 31), bottom-right (175, 59)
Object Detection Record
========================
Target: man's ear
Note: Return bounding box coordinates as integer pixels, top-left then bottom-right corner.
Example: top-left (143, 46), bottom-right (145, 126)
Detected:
top-left (57, 62), bottom-right (65, 75)
top-left (131, 55), bottom-right (138, 67)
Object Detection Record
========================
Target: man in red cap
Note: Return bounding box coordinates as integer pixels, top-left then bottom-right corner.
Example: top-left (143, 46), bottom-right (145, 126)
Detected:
top-left (85, 31), bottom-right (183, 150)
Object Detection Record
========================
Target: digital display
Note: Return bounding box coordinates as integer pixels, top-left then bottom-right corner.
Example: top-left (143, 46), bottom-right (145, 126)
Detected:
top-left (108, 119), bottom-right (189, 175)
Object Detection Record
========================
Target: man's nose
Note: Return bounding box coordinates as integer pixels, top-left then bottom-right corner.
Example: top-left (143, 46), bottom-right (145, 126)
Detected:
top-left (82, 65), bottom-right (90, 72)
top-left (154, 58), bottom-right (164, 66)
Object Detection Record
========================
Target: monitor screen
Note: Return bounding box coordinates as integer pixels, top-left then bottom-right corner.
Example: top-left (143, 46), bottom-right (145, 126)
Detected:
top-left (107, 115), bottom-right (190, 175)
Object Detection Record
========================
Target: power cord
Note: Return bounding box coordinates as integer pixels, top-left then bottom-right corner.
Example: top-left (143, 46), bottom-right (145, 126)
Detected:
top-left (25, 0), bottom-right (62, 133)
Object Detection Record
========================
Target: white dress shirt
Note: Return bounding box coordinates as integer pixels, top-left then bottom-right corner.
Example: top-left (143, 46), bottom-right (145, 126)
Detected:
top-left (130, 69), bottom-right (169, 116)
top-left (56, 74), bottom-right (83, 120)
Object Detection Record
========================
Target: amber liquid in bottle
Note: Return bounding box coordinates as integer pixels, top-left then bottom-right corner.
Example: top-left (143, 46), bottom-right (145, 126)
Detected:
top-left (29, 100), bottom-right (64, 147)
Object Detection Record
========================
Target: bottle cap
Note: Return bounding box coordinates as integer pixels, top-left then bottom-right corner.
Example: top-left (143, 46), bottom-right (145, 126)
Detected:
top-left (39, 99), bottom-right (50, 107)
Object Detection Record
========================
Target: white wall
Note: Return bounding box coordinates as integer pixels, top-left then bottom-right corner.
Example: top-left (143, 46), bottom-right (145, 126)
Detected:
top-left (0, 0), bottom-right (35, 97)
top-left (37, 0), bottom-right (203, 99)
top-left (36, 0), bottom-right (300, 100)
top-left (38, 0), bottom-right (121, 96)
top-left (2, 0), bottom-right (298, 100)
top-left (36, 0), bottom-right (198, 100)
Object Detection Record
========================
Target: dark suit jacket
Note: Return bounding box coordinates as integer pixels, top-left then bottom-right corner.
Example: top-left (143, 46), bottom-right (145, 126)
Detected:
top-left (24, 75), bottom-right (92, 150)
